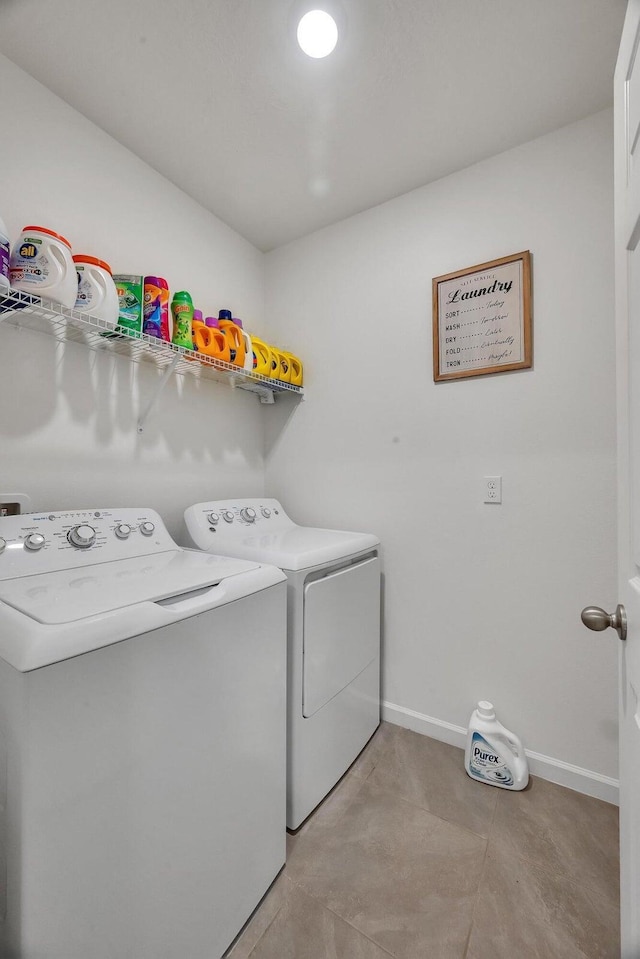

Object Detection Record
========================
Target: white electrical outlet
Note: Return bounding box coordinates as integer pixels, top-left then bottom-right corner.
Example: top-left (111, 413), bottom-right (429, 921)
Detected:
top-left (483, 476), bottom-right (502, 504)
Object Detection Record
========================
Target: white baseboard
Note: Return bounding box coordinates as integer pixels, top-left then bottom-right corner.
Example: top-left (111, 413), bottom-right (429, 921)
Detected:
top-left (381, 700), bottom-right (619, 806)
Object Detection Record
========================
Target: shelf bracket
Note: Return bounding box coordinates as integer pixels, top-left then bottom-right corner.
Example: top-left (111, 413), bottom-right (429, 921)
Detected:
top-left (259, 390), bottom-right (276, 404)
top-left (137, 355), bottom-right (180, 433)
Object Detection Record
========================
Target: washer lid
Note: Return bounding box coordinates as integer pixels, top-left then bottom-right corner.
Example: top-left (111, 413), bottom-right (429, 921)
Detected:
top-left (183, 499), bottom-right (379, 570)
top-left (0, 549), bottom-right (260, 624)
top-left (204, 527), bottom-right (379, 571)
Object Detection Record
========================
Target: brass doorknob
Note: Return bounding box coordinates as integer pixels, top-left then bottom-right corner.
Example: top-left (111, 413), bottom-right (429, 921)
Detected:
top-left (580, 604), bottom-right (627, 641)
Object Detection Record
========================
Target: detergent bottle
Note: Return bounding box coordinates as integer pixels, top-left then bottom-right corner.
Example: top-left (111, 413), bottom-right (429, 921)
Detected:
top-left (10, 225), bottom-right (77, 308)
top-left (217, 309), bottom-right (245, 367)
top-left (268, 346), bottom-right (282, 380)
top-left (274, 349), bottom-right (291, 382)
top-left (194, 317), bottom-right (231, 363)
top-left (286, 352), bottom-right (304, 386)
top-left (171, 291), bottom-right (194, 349)
top-left (465, 701), bottom-right (529, 791)
top-left (158, 278), bottom-right (171, 340)
top-left (192, 309), bottom-right (205, 349)
top-left (143, 276), bottom-right (164, 338)
top-left (232, 317), bottom-right (254, 373)
top-left (73, 255), bottom-right (119, 328)
top-left (250, 337), bottom-right (273, 377)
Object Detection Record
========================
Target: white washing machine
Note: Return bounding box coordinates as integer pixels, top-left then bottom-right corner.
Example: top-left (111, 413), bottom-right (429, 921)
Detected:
top-left (0, 507), bottom-right (287, 959)
top-left (183, 498), bottom-right (380, 829)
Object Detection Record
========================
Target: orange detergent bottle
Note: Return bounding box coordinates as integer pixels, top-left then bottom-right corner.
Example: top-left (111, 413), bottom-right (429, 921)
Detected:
top-left (217, 309), bottom-right (245, 367)
top-left (191, 309), bottom-right (205, 349)
top-left (194, 317), bottom-right (231, 363)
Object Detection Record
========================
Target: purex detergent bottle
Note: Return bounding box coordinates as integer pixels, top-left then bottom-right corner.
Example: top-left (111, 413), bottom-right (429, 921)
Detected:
top-left (465, 701), bottom-right (529, 790)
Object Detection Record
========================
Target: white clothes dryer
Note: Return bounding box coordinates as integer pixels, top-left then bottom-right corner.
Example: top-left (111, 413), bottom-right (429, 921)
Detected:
top-left (0, 507), bottom-right (287, 959)
top-left (183, 498), bottom-right (380, 829)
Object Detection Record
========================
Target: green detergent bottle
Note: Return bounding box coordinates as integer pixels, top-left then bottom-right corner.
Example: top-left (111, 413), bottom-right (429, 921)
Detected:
top-left (171, 290), bottom-right (194, 349)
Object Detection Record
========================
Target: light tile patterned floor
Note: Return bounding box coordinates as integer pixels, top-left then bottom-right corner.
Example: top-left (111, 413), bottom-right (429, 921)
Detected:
top-left (225, 722), bottom-right (620, 959)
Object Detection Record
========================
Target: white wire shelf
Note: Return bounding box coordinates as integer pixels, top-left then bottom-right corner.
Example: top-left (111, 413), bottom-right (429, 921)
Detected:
top-left (0, 288), bottom-right (304, 410)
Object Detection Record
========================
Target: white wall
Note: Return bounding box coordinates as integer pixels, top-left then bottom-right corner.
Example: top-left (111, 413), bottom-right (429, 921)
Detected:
top-left (265, 110), bottom-right (619, 789)
top-left (0, 54), bottom-right (266, 537)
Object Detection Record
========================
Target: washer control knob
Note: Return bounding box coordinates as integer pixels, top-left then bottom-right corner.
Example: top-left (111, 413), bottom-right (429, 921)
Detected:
top-left (261, 508), bottom-right (271, 518)
top-left (115, 524), bottom-right (132, 540)
top-left (140, 522), bottom-right (155, 536)
top-left (68, 525), bottom-right (96, 549)
top-left (207, 512), bottom-right (220, 525)
top-left (24, 532), bottom-right (46, 551)
top-left (0, 537), bottom-right (5, 554)
top-left (240, 507), bottom-right (256, 523)
top-left (223, 511), bottom-right (234, 523)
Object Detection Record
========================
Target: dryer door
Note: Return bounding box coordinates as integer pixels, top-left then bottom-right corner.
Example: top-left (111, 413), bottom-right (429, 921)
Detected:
top-left (302, 555), bottom-right (380, 718)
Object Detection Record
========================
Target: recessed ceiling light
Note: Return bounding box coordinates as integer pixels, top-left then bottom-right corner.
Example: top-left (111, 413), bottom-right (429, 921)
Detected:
top-left (297, 9), bottom-right (338, 59)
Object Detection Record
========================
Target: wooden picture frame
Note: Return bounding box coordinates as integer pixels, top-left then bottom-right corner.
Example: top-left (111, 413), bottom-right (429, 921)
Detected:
top-left (432, 250), bottom-right (532, 382)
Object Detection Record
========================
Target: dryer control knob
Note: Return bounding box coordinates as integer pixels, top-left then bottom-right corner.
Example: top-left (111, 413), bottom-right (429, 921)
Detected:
top-left (240, 507), bottom-right (256, 523)
top-left (68, 525), bottom-right (96, 549)
top-left (0, 537), bottom-right (5, 554)
top-left (140, 522), bottom-right (155, 536)
top-left (115, 524), bottom-right (132, 540)
top-left (207, 512), bottom-right (220, 525)
top-left (222, 511), bottom-right (234, 523)
top-left (24, 532), bottom-right (46, 551)
top-left (261, 508), bottom-right (271, 518)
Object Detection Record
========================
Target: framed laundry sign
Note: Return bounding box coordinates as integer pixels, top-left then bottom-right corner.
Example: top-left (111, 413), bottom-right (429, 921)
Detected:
top-left (432, 250), bottom-right (532, 382)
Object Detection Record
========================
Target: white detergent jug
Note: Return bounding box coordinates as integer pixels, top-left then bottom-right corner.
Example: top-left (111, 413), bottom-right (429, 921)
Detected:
top-left (242, 330), bottom-right (253, 372)
top-left (232, 318), bottom-right (254, 372)
top-left (73, 255), bottom-right (119, 329)
top-left (464, 701), bottom-right (529, 790)
top-left (10, 225), bottom-right (77, 308)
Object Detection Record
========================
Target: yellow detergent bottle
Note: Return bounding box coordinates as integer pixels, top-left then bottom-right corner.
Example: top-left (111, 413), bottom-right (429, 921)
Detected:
top-left (286, 353), bottom-right (304, 386)
top-left (274, 349), bottom-right (291, 382)
top-left (268, 346), bottom-right (282, 379)
top-left (250, 337), bottom-right (273, 376)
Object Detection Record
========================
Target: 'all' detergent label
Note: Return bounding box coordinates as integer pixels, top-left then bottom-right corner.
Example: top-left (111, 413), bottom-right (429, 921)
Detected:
top-left (468, 732), bottom-right (514, 787)
top-left (10, 237), bottom-right (50, 287)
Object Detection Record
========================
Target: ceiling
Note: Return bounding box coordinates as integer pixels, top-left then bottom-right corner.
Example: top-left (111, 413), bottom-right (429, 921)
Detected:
top-left (0, 0), bottom-right (627, 251)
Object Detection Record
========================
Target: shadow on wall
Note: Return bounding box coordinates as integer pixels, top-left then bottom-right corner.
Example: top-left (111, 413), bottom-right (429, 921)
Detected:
top-left (264, 388), bottom-right (304, 464)
top-left (0, 320), bottom-right (265, 469)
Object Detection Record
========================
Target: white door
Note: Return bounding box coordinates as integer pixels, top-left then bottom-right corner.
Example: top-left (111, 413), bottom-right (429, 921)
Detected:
top-left (614, 4), bottom-right (640, 953)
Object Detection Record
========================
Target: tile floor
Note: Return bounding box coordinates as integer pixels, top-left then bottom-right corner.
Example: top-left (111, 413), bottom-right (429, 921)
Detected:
top-left (225, 722), bottom-right (620, 959)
